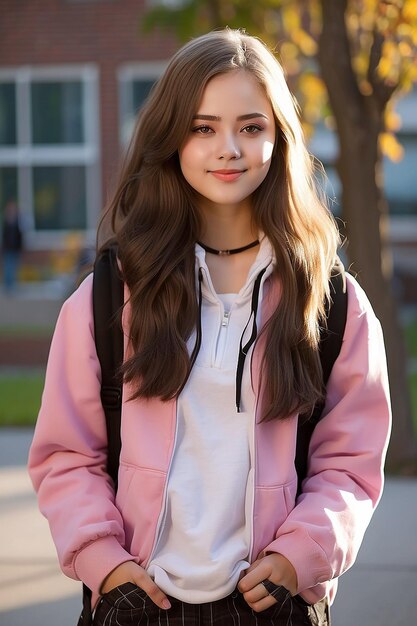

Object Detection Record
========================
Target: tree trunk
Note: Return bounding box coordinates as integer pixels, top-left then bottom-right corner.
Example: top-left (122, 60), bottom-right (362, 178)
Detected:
top-left (337, 124), bottom-right (416, 472)
top-left (319, 0), bottom-right (417, 472)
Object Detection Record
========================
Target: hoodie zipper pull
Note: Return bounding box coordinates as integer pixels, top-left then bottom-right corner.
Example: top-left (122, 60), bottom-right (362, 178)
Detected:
top-left (222, 311), bottom-right (230, 327)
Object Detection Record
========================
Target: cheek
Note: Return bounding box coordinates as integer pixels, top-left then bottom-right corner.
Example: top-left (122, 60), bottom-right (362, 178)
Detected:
top-left (179, 140), bottom-right (206, 172)
top-left (178, 145), bottom-right (189, 175)
top-left (262, 139), bottom-right (274, 164)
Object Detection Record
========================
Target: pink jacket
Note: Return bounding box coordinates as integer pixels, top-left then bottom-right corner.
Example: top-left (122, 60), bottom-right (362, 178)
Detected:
top-left (28, 271), bottom-right (391, 607)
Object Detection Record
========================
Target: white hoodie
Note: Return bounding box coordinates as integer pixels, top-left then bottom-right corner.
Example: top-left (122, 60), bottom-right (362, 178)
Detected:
top-left (147, 237), bottom-right (274, 602)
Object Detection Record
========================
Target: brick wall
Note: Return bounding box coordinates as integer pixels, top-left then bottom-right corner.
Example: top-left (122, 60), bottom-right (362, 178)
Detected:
top-left (0, 0), bottom-right (179, 205)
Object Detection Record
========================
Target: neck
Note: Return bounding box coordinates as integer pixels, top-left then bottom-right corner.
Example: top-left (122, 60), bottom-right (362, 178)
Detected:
top-left (198, 199), bottom-right (257, 251)
top-left (198, 239), bottom-right (259, 256)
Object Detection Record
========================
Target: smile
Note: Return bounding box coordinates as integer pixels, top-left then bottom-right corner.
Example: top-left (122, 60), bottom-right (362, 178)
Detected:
top-left (209, 169), bottom-right (246, 182)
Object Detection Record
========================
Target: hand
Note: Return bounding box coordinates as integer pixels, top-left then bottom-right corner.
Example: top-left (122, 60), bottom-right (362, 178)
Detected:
top-left (237, 553), bottom-right (298, 613)
top-left (100, 561), bottom-right (171, 610)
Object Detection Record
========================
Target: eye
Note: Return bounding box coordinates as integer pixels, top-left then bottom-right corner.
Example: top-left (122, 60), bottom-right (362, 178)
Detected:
top-left (191, 125), bottom-right (214, 135)
top-left (242, 124), bottom-right (263, 134)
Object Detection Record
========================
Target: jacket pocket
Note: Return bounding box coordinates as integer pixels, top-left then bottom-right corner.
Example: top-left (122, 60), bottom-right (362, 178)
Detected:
top-left (115, 463), bottom-right (168, 566)
top-left (253, 478), bottom-right (298, 557)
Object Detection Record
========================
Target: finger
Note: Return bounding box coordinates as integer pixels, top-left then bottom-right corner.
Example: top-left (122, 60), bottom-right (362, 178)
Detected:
top-left (238, 560), bottom-right (271, 594)
top-left (133, 571), bottom-right (171, 610)
top-left (245, 593), bottom-right (277, 614)
top-left (239, 580), bottom-right (270, 604)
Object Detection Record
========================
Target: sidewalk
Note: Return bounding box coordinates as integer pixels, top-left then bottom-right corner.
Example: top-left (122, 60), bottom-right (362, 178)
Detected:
top-left (0, 283), bottom-right (63, 328)
top-left (1, 428), bottom-right (416, 626)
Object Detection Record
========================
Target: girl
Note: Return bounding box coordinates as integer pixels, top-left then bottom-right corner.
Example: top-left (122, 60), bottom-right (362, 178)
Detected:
top-left (28, 29), bottom-right (391, 626)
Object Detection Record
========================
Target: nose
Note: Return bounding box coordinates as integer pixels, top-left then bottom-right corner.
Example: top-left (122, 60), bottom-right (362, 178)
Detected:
top-left (219, 134), bottom-right (241, 160)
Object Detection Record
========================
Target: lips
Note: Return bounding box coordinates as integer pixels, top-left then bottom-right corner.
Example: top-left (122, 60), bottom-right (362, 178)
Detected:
top-left (209, 169), bottom-right (246, 182)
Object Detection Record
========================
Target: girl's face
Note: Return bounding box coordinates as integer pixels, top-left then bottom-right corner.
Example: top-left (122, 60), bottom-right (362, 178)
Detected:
top-left (179, 70), bottom-right (276, 215)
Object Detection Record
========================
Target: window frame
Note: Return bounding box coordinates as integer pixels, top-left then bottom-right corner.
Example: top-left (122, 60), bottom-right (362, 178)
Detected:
top-left (0, 64), bottom-right (100, 249)
top-left (118, 61), bottom-right (167, 148)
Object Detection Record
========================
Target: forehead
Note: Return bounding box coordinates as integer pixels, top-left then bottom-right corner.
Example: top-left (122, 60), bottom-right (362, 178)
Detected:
top-left (197, 71), bottom-right (273, 115)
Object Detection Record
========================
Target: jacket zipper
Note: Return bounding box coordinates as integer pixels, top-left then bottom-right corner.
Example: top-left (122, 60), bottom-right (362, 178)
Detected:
top-left (145, 411), bottom-right (179, 568)
top-left (213, 307), bottom-right (231, 367)
top-left (248, 399), bottom-right (258, 563)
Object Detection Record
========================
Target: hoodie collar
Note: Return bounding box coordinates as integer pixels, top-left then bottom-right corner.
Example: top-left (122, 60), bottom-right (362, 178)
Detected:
top-left (195, 234), bottom-right (275, 303)
top-left (194, 235), bottom-right (276, 412)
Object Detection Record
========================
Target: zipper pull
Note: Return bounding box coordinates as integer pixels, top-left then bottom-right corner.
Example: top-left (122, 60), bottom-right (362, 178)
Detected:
top-left (221, 311), bottom-right (230, 327)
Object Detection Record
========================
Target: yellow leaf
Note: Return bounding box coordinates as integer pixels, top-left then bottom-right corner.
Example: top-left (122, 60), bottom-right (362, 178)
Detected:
top-left (359, 79), bottom-right (373, 95)
top-left (346, 11), bottom-right (360, 33)
top-left (385, 4), bottom-right (400, 20)
top-left (376, 15), bottom-right (390, 33)
top-left (398, 41), bottom-right (412, 58)
top-left (353, 51), bottom-right (370, 77)
top-left (385, 107), bottom-right (402, 132)
top-left (279, 42), bottom-right (301, 76)
top-left (282, 6), bottom-right (300, 32)
top-left (403, 0), bottom-right (417, 22)
top-left (356, 8), bottom-right (376, 32)
top-left (299, 74), bottom-right (326, 101)
top-left (380, 132), bottom-right (404, 162)
top-left (397, 23), bottom-right (413, 37)
top-left (383, 40), bottom-right (399, 58)
top-left (280, 41), bottom-right (299, 61)
top-left (292, 29), bottom-right (318, 56)
top-left (405, 62), bottom-right (417, 80)
top-left (378, 56), bottom-right (392, 79)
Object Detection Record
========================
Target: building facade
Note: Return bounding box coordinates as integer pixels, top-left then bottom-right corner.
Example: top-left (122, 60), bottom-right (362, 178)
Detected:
top-left (0, 1), bottom-right (416, 300)
top-left (0, 0), bottom-right (176, 253)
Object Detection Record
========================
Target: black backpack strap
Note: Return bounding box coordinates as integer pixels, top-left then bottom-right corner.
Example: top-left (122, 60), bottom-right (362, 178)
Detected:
top-left (93, 245), bottom-right (124, 489)
top-left (320, 258), bottom-right (348, 385)
top-left (295, 259), bottom-right (348, 496)
top-left (79, 246), bottom-right (124, 626)
top-left (78, 586), bottom-right (93, 626)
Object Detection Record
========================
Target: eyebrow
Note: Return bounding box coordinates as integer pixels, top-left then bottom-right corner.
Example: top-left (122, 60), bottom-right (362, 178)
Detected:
top-left (192, 112), bottom-right (269, 121)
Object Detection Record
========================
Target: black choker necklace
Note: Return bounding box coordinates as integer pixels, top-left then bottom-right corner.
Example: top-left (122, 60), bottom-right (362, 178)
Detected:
top-left (197, 239), bottom-right (259, 256)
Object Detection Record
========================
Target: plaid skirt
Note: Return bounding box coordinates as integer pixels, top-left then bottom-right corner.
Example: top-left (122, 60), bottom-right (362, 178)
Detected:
top-left (92, 582), bottom-right (330, 626)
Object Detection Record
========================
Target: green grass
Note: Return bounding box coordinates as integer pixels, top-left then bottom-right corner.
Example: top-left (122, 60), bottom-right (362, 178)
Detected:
top-left (404, 319), bottom-right (417, 358)
top-left (0, 372), bottom-right (45, 426)
top-left (404, 319), bottom-right (417, 434)
top-left (0, 325), bottom-right (54, 339)
top-left (411, 372), bottom-right (417, 434)
top-left (0, 319), bottom-right (416, 430)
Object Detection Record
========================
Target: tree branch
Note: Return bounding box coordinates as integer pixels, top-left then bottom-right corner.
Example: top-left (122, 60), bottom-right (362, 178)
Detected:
top-left (367, 28), bottom-right (398, 113)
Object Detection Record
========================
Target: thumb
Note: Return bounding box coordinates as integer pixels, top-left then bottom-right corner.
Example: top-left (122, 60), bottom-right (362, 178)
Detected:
top-left (133, 570), bottom-right (171, 610)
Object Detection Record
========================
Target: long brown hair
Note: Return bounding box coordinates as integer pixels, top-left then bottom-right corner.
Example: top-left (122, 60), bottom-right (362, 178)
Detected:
top-left (99, 28), bottom-right (340, 420)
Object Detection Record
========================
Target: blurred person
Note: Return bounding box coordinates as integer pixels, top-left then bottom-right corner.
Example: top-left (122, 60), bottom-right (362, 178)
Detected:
top-left (1, 199), bottom-right (23, 293)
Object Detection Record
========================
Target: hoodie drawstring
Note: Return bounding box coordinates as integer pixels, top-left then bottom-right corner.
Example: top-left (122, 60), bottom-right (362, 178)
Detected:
top-left (236, 268), bottom-right (266, 413)
top-left (189, 267), bottom-right (203, 371)
top-left (189, 266), bottom-right (266, 413)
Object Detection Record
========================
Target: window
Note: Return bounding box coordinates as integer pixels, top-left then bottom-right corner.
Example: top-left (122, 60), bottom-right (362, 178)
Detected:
top-left (385, 133), bottom-right (417, 216)
top-left (31, 81), bottom-right (84, 145)
top-left (309, 90), bottom-right (417, 221)
top-left (0, 83), bottom-right (16, 145)
top-left (33, 165), bottom-right (86, 230)
top-left (118, 62), bottom-right (167, 146)
top-left (0, 166), bottom-right (18, 211)
top-left (0, 65), bottom-right (100, 246)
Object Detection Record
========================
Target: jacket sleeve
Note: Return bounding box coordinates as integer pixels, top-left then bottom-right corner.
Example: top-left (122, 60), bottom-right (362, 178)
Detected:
top-left (263, 273), bottom-right (392, 596)
top-left (27, 274), bottom-right (134, 595)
